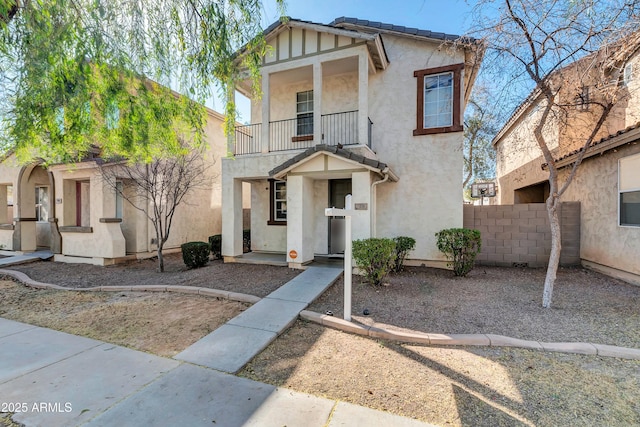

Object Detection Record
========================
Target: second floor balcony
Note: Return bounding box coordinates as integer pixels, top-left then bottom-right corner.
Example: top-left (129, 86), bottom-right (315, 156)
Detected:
top-left (234, 110), bottom-right (372, 156)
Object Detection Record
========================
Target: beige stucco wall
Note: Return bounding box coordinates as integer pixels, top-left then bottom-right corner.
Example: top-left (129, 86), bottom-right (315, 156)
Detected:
top-left (227, 30), bottom-right (472, 266)
top-left (222, 151), bottom-right (302, 257)
top-left (559, 143), bottom-right (640, 281)
top-left (495, 100), bottom-right (560, 182)
top-left (51, 163), bottom-right (126, 260)
top-left (496, 51), bottom-right (640, 205)
top-left (123, 109), bottom-right (228, 255)
top-left (250, 178), bottom-right (287, 252)
top-left (367, 34), bottom-right (467, 263)
top-left (619, 53), bottom-right (640, 128)
top-left (253, 63), bottom-right (359, 124)
top-left (46, 108), bottom-right (228, 263)
top-left (0, 155), bottom-right (21, 250)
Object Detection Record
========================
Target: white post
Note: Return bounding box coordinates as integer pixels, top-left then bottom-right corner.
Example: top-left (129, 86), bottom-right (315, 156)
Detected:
top-left (344, 194), bottom-right (352, 322)
top-left (324, 194), bottom-right (354, 322)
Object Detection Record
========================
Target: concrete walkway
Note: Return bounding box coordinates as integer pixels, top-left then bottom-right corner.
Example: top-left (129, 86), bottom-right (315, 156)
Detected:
top-left (175, 266), bottom-right (343, 372)
top-left (0, 318), bottom-right (431, 427)
top-left (0, 249), bottom-right (52, 267)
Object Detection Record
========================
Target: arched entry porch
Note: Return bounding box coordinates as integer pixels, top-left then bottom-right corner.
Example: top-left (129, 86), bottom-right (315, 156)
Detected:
top-left (13, 163), bottom-right (61, 253)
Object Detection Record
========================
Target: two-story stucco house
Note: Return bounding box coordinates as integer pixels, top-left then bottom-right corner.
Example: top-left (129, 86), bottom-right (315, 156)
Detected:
top-left (0, 107), bottom-right (231, 265)
top-left (222, 17), bottom-right (483, 268)
top-left (494, 37), bottom-right (640, 285)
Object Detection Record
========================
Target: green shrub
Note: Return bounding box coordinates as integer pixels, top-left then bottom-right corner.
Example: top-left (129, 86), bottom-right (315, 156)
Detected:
top-left (352, 238), bottom-right (396, 286)
top-left (393, 236), bottom-right (416, 272)
top-left (181, 241), bottom-right (210, 268)
top-left (208, 235), bottom-right (222, 259)
top-left (435, 228), bottom-right (481, 277)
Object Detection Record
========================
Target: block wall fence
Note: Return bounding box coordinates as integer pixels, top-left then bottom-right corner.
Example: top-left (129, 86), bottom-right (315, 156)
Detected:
top-left (463, 202), bottom-right (581, 267)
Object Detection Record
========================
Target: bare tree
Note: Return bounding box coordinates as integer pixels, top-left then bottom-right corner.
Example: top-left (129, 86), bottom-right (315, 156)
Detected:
top-left (472, 0), bottom-right (640, 307)
top-left (101, 151), bottom-right (211, 272)
top-left (463, 89), bottom-right (498, 190)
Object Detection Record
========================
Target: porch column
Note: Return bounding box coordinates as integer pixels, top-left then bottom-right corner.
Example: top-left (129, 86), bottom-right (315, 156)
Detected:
top-left (93, 173), bottom-right (126, 258)
top-left (351, 171), bottom-right (372, 240)
top-left (358, 51), bottom-right (369, 146)
top-left (222, 175), bottom-right (243, 259)
top-left (287, 175), bottom-right (314, 267)
top-left (313, 62), bottom-right (323, 144)
top-left (261, 70), bottom-right (270, 153)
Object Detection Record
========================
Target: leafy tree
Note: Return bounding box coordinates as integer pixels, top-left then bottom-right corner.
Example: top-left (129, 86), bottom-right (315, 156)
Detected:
top-left (471, 0), bottom-right (640, 307)
top-left (0, 0), bottom-right (284, 163)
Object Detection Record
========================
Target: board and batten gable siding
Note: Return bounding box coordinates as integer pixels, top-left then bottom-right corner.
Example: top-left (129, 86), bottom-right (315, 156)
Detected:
top-left (264, 27), bottom-right (359, 65)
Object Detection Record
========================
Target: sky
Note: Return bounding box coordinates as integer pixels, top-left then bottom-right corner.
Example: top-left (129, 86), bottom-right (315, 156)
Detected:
top-left (217, 0), bottom-right (478, 120)
top-left (260, 0), bottom-right (476, 36)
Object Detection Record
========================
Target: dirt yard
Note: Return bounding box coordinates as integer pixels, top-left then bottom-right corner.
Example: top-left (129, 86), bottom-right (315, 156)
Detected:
top-left (0, 280), bottom-right (248, 357)
top-left (2, 256), bottom-right (640, 426)
top-left (10, 253), bottom-right (301, 297)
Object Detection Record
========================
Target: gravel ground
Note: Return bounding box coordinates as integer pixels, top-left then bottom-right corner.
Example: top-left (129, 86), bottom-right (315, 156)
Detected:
top-left (241, 321), bottom-right (640, 426)
top-left (308, 265), bottom-right (640, 348)
top-left (9, 257), bottom-right (640, 347)
top-left (4, 258), bottom-right (640, 426)
top-left (9, 253), bottom-right (300, 298)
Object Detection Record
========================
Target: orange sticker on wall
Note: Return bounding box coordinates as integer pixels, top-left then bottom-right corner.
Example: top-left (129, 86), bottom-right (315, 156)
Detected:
top-left (289, 250), bottom-right (298, 259)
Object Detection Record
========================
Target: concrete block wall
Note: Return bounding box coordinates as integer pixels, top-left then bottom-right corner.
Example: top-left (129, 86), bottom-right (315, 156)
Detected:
top-left (463, 202), bottom-right (581, 267)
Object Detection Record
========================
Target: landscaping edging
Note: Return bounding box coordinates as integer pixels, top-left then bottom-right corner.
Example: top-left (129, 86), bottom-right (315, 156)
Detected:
top-left (299, 310), bottom-right (640, 360)
top-left (2, 267), bottom-right (639, 361)
top-left (0, 269), bottom-right (261, 304)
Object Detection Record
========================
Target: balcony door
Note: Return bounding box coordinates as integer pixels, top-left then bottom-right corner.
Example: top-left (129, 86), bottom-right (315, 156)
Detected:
top-left (328, 178), bottom-right (352, 255)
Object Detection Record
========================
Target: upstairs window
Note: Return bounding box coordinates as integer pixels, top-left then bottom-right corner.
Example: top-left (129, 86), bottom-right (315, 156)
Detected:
top-left (296, 90), bottom-right (313, 136)
top-left (576, 86), bottom-right (590, 111)
top-left (414, 64), bottom-right (464, 135)
top-left (424, 72), bottom-right (453, 127)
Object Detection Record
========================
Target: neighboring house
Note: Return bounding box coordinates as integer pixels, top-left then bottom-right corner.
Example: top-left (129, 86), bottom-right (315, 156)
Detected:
top-left (0, 107), bottom-right (231, 265)
top-left (222, 17), bottom-right (483, 268)
top-left (494, 42), bottom-right (640, 285)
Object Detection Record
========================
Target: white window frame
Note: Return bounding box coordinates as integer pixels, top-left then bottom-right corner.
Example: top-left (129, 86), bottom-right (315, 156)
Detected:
top-left (273, 181), bottom-right (287, 221)
top-left (423, 72), bottom-right (454, 128)
top-left (296, 90), bottom-right (313, 136)
top-left (619, 153), bottom-right (640, 227)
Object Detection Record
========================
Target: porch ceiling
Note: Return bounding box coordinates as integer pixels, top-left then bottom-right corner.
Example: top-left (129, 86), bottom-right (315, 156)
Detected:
top-left (269, 144), bottom-right (398, 181)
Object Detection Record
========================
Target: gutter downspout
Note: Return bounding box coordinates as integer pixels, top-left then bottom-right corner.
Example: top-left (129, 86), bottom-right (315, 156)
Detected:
top-left (370, 169), bottom-right (391, 238)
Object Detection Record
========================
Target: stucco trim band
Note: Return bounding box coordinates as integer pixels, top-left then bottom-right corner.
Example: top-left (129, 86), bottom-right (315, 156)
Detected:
top-left (59, 226), bottom-right (93, 233)
top-left (99, 218), bottom-right (123, 223)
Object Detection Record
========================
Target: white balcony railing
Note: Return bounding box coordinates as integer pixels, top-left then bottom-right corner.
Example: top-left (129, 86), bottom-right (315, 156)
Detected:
top-left (234, 110), bottom-right (370, 155)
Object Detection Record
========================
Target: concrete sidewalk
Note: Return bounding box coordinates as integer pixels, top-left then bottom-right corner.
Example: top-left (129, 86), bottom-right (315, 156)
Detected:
top-left (0, 250), bottom-right (52, 267)
top-left (0, 318), bottom-right (431, 427)
top-left (175, 266), bottom-right (343, 373)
